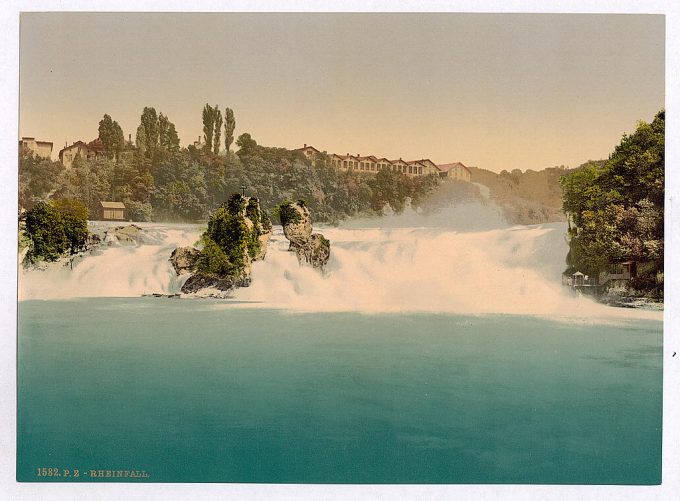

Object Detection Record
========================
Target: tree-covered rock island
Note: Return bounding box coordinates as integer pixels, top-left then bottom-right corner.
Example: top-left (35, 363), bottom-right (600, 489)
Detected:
top-left (171, 193), bottom-right (272, 295)
top-left (170, 195), bottom-right (331, 296)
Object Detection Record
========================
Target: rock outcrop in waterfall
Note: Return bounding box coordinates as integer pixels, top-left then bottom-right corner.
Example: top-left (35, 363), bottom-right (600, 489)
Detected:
top-left (278, 200), bottom-right (330, 270)
top-left (170, 194), bottom-right (272, 295)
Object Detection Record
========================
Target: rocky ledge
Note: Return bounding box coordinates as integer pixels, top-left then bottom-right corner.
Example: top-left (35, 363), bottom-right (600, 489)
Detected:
top-left (279, 200), bottom-right (330, 270)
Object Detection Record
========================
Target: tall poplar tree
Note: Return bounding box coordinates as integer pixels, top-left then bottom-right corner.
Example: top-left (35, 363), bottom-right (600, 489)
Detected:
top-left (135, 124), bottom-right (147, 156)
top-left (202, 103), bottom-right (216, 151)
top-left (138, 107), bottom-right (159, 157)
top-left (213, 108), bottom-right (223, 154)
top-left (224, 108), bottom-right (236, 153)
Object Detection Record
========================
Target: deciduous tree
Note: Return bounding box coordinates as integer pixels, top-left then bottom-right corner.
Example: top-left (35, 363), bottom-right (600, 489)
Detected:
top-left (224, 108), bottom-right (235, 153)
top-left (213, 108), bottom-right (223, 154)
top-left (202, 103), bottom-right (217, 151)
top-left (137, 107), bottom-right (160, 157)
top-left (98, 114), bottom-right (125, 160)
top-left (158, 112), bottom-right (180, 151)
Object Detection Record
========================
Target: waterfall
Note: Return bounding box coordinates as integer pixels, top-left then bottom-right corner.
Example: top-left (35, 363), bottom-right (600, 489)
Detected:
top-left (237, 221), bottom-right (574, 315)
top-left (19, 222), bottom-right (201, 300)
top-left (18, 205), bottom-right (661, 321)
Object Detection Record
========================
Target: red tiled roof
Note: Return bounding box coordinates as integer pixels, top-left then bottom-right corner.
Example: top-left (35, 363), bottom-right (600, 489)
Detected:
top-left (87, 138), bottom-right (106, 152)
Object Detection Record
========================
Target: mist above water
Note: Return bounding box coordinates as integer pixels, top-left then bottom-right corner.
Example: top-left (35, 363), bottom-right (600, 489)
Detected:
top-left (18, 203), bottom-right (661, 322)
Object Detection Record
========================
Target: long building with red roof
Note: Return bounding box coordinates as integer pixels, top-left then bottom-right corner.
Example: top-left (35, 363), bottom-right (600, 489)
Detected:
top-left (294, 144), bottom-right (469, 181)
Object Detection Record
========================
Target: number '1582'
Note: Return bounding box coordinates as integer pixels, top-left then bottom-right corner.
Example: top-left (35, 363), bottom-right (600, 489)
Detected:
top-left (36, 467), bottom-right (79, 477)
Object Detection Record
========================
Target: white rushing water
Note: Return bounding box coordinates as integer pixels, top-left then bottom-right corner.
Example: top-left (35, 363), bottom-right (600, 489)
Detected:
top-left (18, 203), bottom-right (662, 321)
top-left (18, 222), bottom-right (201, 301)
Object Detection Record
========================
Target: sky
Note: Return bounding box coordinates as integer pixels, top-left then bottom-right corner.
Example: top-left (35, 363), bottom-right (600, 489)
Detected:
top-left (19, 12), bottom-right (664, 172)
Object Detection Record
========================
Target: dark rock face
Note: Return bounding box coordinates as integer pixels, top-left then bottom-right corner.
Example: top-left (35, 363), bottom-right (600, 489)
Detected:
top-left (169, 246), bottom-right (201, 275)
top-left (180, 273), bottom-right (250, 294)
top-left (280, 201), bottom-right (330, 270)
top-left (290, 233), bottom-right (331, 269)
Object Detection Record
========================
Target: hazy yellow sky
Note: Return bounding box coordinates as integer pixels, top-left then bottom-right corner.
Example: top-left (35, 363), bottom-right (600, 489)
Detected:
top-left (19, 13), bottom-right (664, 172)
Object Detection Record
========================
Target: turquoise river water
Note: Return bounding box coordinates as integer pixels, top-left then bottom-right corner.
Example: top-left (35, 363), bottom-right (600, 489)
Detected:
top-left (17, 298), bottom-right (662, 484)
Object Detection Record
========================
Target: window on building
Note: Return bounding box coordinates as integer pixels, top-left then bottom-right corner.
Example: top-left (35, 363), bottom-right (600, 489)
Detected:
top-left (419, 167), bottom-right (423, 175)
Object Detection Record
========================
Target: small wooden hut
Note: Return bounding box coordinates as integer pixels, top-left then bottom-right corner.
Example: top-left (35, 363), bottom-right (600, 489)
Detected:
top-left (100, 201), bottom-right (126, 221)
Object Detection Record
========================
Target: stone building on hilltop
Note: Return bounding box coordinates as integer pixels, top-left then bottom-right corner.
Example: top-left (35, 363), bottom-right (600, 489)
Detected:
top-left (19, 137), bottom-right (53, 159)
top-left (58, 140), bottom-right (105, 168)
top-left (295, 143), bottom-right (470, 181)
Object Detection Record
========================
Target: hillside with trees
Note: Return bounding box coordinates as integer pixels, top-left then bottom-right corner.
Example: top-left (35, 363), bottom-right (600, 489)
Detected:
top-left (559, 110), bottom-right (664, 298)
top-left (18, 105), bottom-right (442, 225)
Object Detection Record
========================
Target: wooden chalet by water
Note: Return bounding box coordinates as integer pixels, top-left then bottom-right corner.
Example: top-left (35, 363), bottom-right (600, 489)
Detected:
top-left (100, 201), bottom-right (126, 221)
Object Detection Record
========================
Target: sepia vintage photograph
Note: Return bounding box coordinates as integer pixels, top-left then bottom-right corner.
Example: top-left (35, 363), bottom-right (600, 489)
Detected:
top-left (3, 1), bottom-right (679, 500)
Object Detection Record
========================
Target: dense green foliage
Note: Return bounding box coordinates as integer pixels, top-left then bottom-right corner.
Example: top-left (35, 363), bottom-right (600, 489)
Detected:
top-left (158, 113), bottom-right (180, 152)
top-left (19, 106), bottom-right (441, 225)
top-left (213, 108), bottom-right (223, 155)
top-left (98, 114), bottom-right (125, 160)
top-left (195, 237), bottom-right (234, 276)
top-left (202, 104), bottom-right (223, 153)
top-left (275, 200), bottom-right (303, 225)
top-left (136, 107), bottom-right (180, 158)
top-left (559, 110), bottom-right (664, 296)
top-left (245, 198), bottom-right (265, 259)
top-left (195, 194), bottom-right (271, 277)
top-left (224, 108), bottom-right (236, 152)
top-left (23, 199), bottom-right (89, 263)
top-left (19, 153), bottom-right (65, 209)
